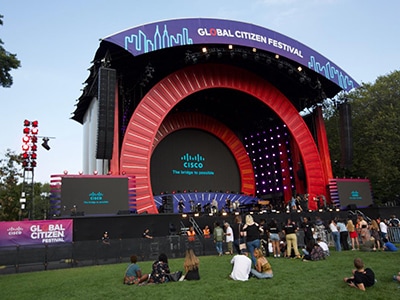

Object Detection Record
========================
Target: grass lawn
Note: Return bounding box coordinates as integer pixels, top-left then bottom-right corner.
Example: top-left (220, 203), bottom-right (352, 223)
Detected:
top-left (1, 248), bottom-right (399, 300)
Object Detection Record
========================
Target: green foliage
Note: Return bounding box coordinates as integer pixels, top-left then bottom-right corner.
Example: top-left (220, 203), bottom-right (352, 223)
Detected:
top-left (0, 149), bottom-right (23, 220)
top-left (0, 149), bottom-right (50, 220)
top-left (0, 14), bottom-right (21, 88)
top-left (325, 70), bottom-right (400, 205)
top-left (1, 250), bottom-right (399, 299)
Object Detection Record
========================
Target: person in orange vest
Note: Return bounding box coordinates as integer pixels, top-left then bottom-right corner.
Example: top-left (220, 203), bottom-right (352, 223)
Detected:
top-left (203, 225), bottom-right (211, 239)
top-left (187, 226), bottom-right (196, 242)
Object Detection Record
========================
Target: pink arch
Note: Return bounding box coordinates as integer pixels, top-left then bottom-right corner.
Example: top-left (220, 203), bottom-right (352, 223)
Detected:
top-left (120, 64), bottom-right (325, 213)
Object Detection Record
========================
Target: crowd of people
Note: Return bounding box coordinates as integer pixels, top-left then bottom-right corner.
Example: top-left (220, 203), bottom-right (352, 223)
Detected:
top-left (122, 213), bottom-right (399, 290)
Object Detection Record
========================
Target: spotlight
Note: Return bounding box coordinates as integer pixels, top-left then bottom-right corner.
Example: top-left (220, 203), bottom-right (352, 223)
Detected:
top-left (182, 214), bottom-right (188, 218)
top-left (41, 137), bottom-right (50, 150)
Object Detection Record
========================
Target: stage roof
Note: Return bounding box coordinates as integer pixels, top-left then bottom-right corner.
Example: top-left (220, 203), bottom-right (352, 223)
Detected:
top-left (72, 18), bottom-right (359, 124)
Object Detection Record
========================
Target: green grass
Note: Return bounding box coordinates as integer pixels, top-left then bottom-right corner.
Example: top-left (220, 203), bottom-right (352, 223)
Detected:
top-left (1, 249), bottom-right (399, 300)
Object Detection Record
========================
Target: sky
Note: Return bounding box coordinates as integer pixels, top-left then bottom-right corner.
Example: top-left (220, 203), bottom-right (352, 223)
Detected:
top-left (1, 0), bottom-right (399, 183)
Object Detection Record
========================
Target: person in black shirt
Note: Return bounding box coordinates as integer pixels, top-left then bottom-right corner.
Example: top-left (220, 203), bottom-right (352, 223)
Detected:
top-left (283, 219), bottom-right (301, 258)
top-left (268, 219), bottom-right (281, 258)
top-left (300, 217), bottom-right (314, 246)
top-left (344, 258), bottom-right (375, 291)
top-left (242, 214), bottom-right (264, 266)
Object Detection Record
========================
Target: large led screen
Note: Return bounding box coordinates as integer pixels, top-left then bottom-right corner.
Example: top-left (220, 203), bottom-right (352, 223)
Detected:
top-left (60, 176), bottom-right (129, 215)
top-left (336, 179), bottom-right (373, 208)
top-left (150, 129), bottom-right (241, 194)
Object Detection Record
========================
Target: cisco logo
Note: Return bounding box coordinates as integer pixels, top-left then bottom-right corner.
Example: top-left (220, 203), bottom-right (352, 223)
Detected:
top-left (181, 153), bottom-right (205, 169)
top-left (350, 190), bottom-right (362, 200)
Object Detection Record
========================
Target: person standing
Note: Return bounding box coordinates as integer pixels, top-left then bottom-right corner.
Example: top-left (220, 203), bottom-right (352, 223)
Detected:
top-left (378, 217), bottom-right (388, 240)
top-left (229, 250), bottom-right (252, 281)
top-left (233, 215), bottom-right (245, 254)
top-left (213, 222), bottom-right (224, 256)
top-left (346, 219), bottom-right (359, 250)
top-left (300, 217), bottom-right (314, 247)
top-left (268, 218), bottom-right (281, 258)
top-left (187, 226), bottom-right (196, 243)
top-left (178, 199), bottom-right (185, 213)
top-left (202, 225), bottom-right (211, 239)
top-left (142, 229), bottom-right (153, 239)
top-left (329, 219), bottom-right (341, 251)
top-left (283, 218), bottom-right (301, 259)
top-left (337, 219), bottom-right (350, 250)
top-left (224, 222), bottom-right (234, 255)
top-left (242, 214), bottom-right (264, 266)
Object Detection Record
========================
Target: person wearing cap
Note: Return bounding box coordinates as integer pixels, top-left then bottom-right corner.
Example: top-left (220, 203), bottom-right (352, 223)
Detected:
top-left (229, 250), bottom-right (252, 281)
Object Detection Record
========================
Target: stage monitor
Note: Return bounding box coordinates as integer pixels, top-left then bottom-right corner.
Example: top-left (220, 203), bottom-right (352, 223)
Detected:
top-left (150, 129), bottom-right (240, 194)
top-left (335, 179), bottom-right (374, 209)
top-left (60, 176), bottom-right (129, 216)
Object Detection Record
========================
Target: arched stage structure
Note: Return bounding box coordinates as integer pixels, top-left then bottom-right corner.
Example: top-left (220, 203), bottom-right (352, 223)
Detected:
top-left (67, 18), bottom-right (362, 217)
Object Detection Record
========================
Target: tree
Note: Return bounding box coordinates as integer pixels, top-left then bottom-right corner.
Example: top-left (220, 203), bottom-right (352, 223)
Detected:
top-left (0, 14), bottom-right (21, 88)
top-left (325, 70), bottom-right (400, 205)
top-left (0, 149), bottom-right (23, 220)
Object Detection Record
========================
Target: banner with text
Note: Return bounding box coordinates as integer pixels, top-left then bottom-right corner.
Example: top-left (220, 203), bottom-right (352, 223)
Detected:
top-left (0, 219), bottom-right (73, 247)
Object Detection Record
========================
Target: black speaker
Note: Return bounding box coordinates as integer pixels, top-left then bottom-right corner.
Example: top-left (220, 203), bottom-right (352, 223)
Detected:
top-left (162, 196), bottom-right (174, 213)
top-left (96, 67), bottom-right (116, 159)
top-left (347, 204), bottom-right (357, 210)
top-left (339, 102), bottom-right (353, 168)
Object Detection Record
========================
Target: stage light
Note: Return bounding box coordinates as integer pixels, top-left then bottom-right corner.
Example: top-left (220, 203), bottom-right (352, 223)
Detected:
top-left (222, 212), bottom-right (228, 216)
top-left (275, 54), bottom-right (280, 59)
top-left (297, 66), bottom-right (302, 72)
top-left (41, 137), bottom-right (50, 150)
top-left (182, 214), bottom-right (187, 218)
top-left (202, 47), bottom-right (207, 53)
top-left (228, 45), bottom-right (233, 50)
top-left (234, 212), bottom-right (239, 215)
top-left (194, 213), bottom-right (200, 217)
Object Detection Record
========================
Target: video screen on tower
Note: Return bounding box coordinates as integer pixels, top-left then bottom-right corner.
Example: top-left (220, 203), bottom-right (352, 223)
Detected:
top-left (60, 176), bottom-right (129, 216)
top-left (150, 129), bottom-right (241, 195)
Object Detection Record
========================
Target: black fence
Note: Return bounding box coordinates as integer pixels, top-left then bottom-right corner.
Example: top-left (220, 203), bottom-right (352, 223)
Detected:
top-left (0, 235), bottom-right (220, 275)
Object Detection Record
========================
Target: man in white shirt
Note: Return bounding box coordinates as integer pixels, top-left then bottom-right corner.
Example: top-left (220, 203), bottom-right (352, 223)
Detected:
top-left (224, 222), bottom-right (234, 255)
top-left (378, 217), bottom-right (388, 239)
top-left (317, 237), bottom-right (330, 256)
top-left (229, 251), bottom-right (251, 281)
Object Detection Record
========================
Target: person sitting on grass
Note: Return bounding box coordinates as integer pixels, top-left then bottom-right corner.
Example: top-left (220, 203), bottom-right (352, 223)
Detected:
top-left (229, 250), bottom-right (252, 281)
top-left (382, 238), bottom-right (398, 251)
top-left (182, 248), bottom-right (200, 281)
top-left (302, 240), bottom-right (325, 262)
top-left (123, 255), bottom-right (149, 285)
top-left (250, 248), bottom-right (273, 279)
top-left (148, 253), bottom-right (170, 284)
top-left (343, 258), bottom-right (375, 291)
top-left (316, 237), bottom-right (330, 256)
